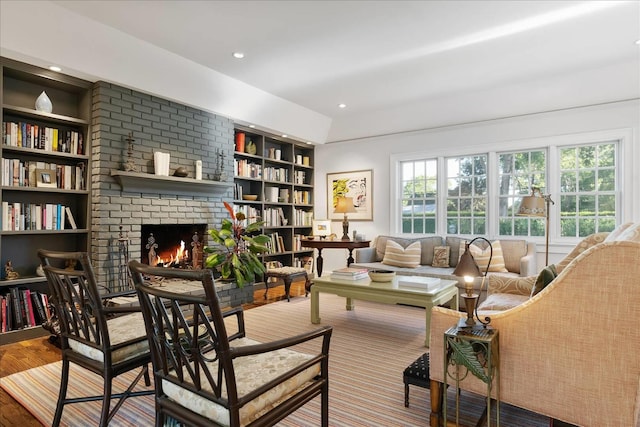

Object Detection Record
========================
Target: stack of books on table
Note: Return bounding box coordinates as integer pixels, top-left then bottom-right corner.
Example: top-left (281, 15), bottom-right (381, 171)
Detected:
top-left (330, 267), bottom-right (369, 281)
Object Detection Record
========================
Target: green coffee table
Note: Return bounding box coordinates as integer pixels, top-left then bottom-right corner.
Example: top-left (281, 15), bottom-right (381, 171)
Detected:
top-left (311, 274), bottom-right (458, 347)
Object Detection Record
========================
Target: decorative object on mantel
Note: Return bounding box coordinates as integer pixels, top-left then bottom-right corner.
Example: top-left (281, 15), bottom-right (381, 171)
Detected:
top-left (4, 260), bottom-right (19, 280)
top-left (204, 201), bottom-right (269, 287)
top-left (35, 91), bottom-right (53, 113)
top-left (195, 160), bottom-right (202, 180)
top-left (173, 167), bottom-right (188, 177)
top-left (153, 151), bottom-right (170, 176)
top-left (212, 148), bottom-right (226, 181)
top-left (123, 132), bottom-right (138, 172)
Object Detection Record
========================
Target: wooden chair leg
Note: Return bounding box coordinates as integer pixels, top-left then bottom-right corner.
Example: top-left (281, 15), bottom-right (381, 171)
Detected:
top-left (430, 380), bottom-right (443, 427)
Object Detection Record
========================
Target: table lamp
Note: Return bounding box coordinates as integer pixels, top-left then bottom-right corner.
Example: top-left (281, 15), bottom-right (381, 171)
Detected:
top-left (452, 237), bottom-right (493, 331)
top-left (517, 186), bottom-right (554, 266)
top-left (334, 197), bottom-right (357, 241)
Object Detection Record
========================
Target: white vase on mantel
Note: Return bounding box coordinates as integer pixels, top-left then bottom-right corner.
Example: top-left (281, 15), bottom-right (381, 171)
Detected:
top-left (35, 91), bottom-right (53, 113)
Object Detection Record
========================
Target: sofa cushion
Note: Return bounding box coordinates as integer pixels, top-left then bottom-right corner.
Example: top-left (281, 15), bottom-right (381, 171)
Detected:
top-left (382, 240), bottom-right (421, 268)
top-left (604, 222), bottom-right (634, 242)
top-left (374, 235), bottom-right (442, 265)
top-left (432, 246), bottom-right (450, 268)
top-left (445, 236), bottom-right (466, 267)
top-left (478, 293), bottom-right (530, 311)
top-left (532, 264), bottom-right (557, 296)
top-left (498, 240), bottom-right (527, 273)
top-left (458, 240), bottom-right (508, 273)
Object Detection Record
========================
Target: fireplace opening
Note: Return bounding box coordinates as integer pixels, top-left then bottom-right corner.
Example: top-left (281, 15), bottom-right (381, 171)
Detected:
top-left (140, 224), bottom-right (207, 268)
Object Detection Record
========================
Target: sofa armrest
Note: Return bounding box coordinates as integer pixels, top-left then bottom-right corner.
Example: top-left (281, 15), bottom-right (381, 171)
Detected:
top-left (355, 247), bottom-right (376, 263)
top-left (519, 241), bottom-right (537, 276)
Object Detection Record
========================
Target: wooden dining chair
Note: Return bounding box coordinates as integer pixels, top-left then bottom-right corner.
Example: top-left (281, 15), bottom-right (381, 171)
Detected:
top-left (128, 260), bottom-right (333, 427)
top-left (38, 249), bottom-right (153, 427)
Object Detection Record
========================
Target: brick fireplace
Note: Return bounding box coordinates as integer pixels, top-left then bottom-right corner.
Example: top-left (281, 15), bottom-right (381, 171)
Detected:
top-left (88, 81), bottom-right (253, 306)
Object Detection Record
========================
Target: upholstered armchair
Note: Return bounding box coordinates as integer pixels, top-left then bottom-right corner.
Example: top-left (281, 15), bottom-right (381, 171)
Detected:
top-left (428, 228), bottom-right (640, 427)
top-left (477, 232), bottom-right (609, 313)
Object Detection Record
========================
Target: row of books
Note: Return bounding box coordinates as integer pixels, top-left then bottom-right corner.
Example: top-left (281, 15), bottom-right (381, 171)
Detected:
top-left (1, 158), bottom-right (86, 190)
top-left (263, 207), bottom-right (287, 227)
top-left (2, 120), bottom-right (84, 154)
top-left (265, 231), bottom-right (287, 253)
top-left (263, 166), bottom-right (289, 183)
top-left (234, 204), bottom-right (261, 225)
top-left (234, 159), bottom-right (262, 179)
top-left (330, 267), bottom-right (369, 281)
top-left (294, 209), bottom-right (313, 226)
top-left (1, 202), bottom-right (77, 231)
top-left (294, 170), bottom-right (308, 185)
top-left (293, 190), bottom-right (312, 205)
top-left (1, 288), bottom-right (52, 332)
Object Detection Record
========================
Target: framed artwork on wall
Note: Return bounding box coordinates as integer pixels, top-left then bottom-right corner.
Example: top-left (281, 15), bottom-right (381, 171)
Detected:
top-left (326, 169), bottom-right (373, 221)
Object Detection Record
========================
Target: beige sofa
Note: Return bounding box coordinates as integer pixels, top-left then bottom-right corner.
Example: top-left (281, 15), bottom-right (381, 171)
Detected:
top-left (428, 224), bottom-right (640, 427)
top-left (352, 235), bottom-right (537, 306)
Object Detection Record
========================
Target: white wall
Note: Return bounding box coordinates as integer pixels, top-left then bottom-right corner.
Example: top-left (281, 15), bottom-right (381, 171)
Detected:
top-left (314, 100), bottom-right (640, 272)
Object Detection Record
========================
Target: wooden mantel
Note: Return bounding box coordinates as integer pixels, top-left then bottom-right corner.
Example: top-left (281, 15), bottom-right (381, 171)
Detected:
top-left (110, 170), bottom-right (233, 196)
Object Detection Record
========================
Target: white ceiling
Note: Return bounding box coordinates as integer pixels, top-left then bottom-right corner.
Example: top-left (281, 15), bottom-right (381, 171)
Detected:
top-left (5, 1), bottom-right (640, 143)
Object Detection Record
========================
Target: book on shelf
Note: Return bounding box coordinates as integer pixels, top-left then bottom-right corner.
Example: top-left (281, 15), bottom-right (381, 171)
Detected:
top-left (65, 206), bottom-right (77, 229)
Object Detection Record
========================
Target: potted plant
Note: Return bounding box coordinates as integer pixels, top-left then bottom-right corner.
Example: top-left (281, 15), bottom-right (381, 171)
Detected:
top-left (204, 202), bottom-right (269, 287)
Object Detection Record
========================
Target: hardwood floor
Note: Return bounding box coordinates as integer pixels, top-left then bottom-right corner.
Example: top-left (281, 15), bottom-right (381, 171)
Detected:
top-left (0, 281), bottom-right (307, 427)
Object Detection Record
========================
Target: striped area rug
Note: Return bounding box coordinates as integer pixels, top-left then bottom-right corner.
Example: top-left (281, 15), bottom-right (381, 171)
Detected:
top-left (1, 293), bottom-right (551, 426)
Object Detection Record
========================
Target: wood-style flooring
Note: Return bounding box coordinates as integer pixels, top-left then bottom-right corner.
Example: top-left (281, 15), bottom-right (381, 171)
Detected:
top-left (0, 281), bottom-right (306, 427)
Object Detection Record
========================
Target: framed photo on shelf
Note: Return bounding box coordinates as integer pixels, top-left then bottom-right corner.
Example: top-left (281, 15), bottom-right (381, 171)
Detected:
top-left (35, 169), bottom-right (57, 188)
top-left (312, 219), bottom-right (332, 238)
top-left (326, 169), bottom-right (373, 221)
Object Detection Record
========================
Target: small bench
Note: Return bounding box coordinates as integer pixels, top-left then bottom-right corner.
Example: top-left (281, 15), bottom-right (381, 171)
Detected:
top-left (264, 266), bottom-right (310, 301)
top-left (403, 353), bottom-right (430, 407)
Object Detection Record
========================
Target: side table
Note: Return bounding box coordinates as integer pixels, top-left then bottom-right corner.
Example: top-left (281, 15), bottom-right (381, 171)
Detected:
top-left (444, 326), bottom-right (499, 426)
top-left (300, 238), bottom-right (370, 277)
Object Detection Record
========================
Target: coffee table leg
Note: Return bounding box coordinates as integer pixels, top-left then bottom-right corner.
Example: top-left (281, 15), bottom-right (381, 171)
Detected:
top-left (424, 303), bottom-right (433, 347)
top-left (346, 297), bottom-right (355, 311)
top-left (311, 287), bottom-right (320, 324)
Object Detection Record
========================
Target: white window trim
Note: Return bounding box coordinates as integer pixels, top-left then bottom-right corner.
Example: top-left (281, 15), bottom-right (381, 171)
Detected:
top-left (390, 128), bottom-right (634, 250)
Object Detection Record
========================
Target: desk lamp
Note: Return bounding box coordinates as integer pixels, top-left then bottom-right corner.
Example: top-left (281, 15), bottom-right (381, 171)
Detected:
top-left (334, 197), bottom-right (357, 241)
top-left (453, 237), bottom-right (493, 331)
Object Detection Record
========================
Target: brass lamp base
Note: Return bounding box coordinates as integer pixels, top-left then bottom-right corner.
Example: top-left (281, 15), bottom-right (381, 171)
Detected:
top-left (341, 216), bottom-right (350, 241)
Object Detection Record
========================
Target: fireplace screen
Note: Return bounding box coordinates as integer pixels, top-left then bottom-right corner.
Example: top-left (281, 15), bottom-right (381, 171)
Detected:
top-left (140, 224), bottom-right (207, 269)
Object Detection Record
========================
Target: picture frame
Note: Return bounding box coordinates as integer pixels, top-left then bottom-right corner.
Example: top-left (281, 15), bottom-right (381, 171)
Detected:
top-left (35, 169), bottom-right (57, 188)
top-left (312, 219), bottom-right (332, 237)
top-left (327, 169), bottom-right (373, 221)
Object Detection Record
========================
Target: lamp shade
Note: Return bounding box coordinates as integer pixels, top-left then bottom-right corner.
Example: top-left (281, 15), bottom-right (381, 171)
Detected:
top-left (453, 243), bottom-right (482, 278)
top-left (334, 197), bottom-right (357, 214)
top-left (517, 188), bottom-right (546, 217)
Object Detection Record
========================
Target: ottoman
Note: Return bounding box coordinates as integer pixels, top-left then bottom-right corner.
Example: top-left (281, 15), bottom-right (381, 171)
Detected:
top-left (403, 352), bottom-right (430, 407)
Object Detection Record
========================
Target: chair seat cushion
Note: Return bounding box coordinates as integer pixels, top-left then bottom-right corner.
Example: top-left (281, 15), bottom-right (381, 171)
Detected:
top-left (478, 293), bottom-right (530, 311)
top-left (162, 337), bottom-right (320, 427)
top-left (68, 312), bottom-right (149, 364)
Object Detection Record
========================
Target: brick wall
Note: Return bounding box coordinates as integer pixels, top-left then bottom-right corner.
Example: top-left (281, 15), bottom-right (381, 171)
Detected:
top-left (90, 81), bottom-right (252, 304)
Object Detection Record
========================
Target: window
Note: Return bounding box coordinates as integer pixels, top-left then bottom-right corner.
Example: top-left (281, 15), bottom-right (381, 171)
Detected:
top-left (446, 155), bottom-right (487, 235)
top-left (559, 142), bottom-right (617, 237)
top-left (401, 159), bottom-right (437, 233)
top-left (497, 150), bottom-right (546, 237)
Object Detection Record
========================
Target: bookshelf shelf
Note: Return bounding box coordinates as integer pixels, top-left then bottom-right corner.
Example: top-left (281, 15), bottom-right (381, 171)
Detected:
top-left (1, 57), bottom-right (92, 343)
top-left (233, 126), bottom-right (315, 270)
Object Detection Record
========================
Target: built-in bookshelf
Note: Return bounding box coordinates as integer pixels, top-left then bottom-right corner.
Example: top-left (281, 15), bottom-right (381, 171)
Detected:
top-left (0, 57), bottom-right (92, 344)
top-left (233, 126), bottom-right (314, 269)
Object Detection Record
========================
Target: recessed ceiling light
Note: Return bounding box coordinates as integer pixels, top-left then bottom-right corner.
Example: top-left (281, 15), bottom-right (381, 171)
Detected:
top-left (249, 124), bottom-right (255, 128)
top-left (281, 134), bottom-right (288, 138)
top-left (232, 52), bottom-right (245, 59)
top-left (49, 66), bottom-right (62, 72)
top-left (636, 39), bottom-right (640, 45)
top-left (338, 103), bottom-right (347, 109)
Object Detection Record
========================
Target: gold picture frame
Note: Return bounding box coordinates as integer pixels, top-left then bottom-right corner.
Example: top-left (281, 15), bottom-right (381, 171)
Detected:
top-left (327, 169), bottom-right (373, 221)
top-left (35, 168), bottom-right (57, 188)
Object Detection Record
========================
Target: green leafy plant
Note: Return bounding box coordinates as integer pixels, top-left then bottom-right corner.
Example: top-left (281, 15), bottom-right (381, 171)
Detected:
top-left (204, 202), bottom-right (269, 287)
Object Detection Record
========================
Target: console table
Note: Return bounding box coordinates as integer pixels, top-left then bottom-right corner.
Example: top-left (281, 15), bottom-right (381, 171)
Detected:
top-left (301, 239), bottom-right (370, 277)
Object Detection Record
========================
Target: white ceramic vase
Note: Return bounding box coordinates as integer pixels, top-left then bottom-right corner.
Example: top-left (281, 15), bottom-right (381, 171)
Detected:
top-left (35, 91), bottom-right (53, 113)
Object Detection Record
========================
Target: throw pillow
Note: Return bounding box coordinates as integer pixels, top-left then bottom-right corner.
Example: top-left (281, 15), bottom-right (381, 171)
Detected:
top-left (614, 222), bottom-right (640, 242)
top-left (458, 240), bottom-right (509, 273)
top-left (432, 246), bottom-right (450, 268)
top-left (382, 240), bottom-right (421, 268)
top-left (531, 264), bottom-right (557, 296)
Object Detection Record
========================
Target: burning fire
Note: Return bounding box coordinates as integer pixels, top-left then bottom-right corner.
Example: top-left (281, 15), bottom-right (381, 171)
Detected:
top-left (153, 240), bottom-right (189, 267)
